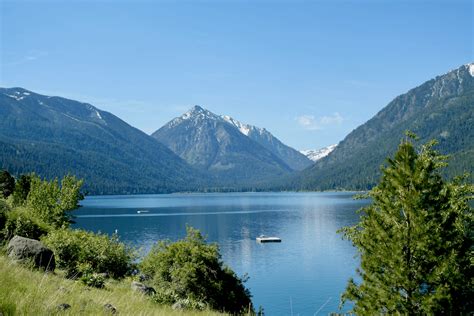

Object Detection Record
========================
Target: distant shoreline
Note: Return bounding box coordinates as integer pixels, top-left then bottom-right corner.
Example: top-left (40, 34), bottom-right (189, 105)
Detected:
top-left (82, 189), bottom-right (369, 198)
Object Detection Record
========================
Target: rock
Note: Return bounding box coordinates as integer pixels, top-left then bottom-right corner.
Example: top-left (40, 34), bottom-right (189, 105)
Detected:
top-left (104, 303), bottom-right (117, 314)
top-left (131, 281), bottom-right (156, 296)
top-left (138, 273), bottom-right (151, 282)
top-left (57, 303), bottom-right (71, 310)
top-left (7, 235), bottom-right (55, 271)
top-left (172, 301), bottom-right (184, 310)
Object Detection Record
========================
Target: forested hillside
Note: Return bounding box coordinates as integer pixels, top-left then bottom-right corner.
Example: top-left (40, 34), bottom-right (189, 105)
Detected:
top-left (0, 88), bottom-right (206, 194)
top-left (290, 63), bottom-right (474, 190)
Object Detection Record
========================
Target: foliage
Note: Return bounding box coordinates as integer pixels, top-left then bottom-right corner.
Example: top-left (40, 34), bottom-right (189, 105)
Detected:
top-left (80, 273), bottom-right (106, 288)
top-left (339, 137), bottom-right (473, 314)
top-left (26, 174), bottom-right (83, 228)
top-left (140, 227), bottom-right (253, 314)
top-left (42, 228), bottom-right (136, 279)
top-left (11, 174), bottom-right (32, 207)
top-left (0, 199), bottom-right (9, 239)
top-left (0, 170), bottom-right (15, 199)
top-left (79, 263), bottom-right (106, 288)
top-left (3, 207), bottom-right (50, 240)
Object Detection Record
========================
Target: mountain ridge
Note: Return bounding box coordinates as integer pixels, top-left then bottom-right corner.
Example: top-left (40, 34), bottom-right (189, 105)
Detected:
top-left (290, 63), bottom-right (474, 190)
top-left (0, 87), bottom-right (206, 194)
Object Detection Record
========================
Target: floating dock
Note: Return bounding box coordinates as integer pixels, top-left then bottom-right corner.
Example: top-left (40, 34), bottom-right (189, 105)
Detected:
top-left (256, 235), bottom-right (282, 243)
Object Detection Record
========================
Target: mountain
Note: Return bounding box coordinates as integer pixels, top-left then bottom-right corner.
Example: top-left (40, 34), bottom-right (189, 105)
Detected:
top-left (294, 63), bottom-right (474, 190)
top-left (0, 88), bottom-right (205, 194)
top-left (221, 116), bottom-right (313, 171)
top-left (151, 106), bottom-right (299, 186)
top-left (300, 144), bottom-right (337, 162)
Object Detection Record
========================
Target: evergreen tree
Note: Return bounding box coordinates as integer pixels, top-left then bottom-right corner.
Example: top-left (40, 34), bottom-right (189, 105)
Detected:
top-left (339, 136), bottom-right (473, 314)
top-left (0, 170), bottom-right (15, 198)
top-left (11, 174), bottom-right (32, 206)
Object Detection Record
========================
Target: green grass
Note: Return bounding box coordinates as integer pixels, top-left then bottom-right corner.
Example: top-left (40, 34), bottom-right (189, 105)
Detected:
top-left (0, 255), bottom-right (224, 316)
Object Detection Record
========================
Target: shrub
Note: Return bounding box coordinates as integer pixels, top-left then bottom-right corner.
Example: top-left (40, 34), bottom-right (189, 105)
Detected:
top-left (42, 229), bottom-right (136, 279)
top-left (80, 272), bottom-right (106, 288)
top-left (78, 263), bottom-right (106, 288)
top-left (140, 227), bottom-right (253, 314)
top-left (3, 207), bottom-right (50, 240)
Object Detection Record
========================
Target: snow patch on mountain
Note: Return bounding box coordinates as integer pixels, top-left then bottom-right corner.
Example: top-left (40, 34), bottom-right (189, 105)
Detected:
top-left (4, 93), bottom-right (25, 101)
top-left (95, 110), bottom-right (103, 120)
top-left (221, 115), bottom-right (253, 136)
top-left (83, 103), bottom-right (106, 123)
top-left (468, 63), bottom-right (474, 77)
top-left (301, 144), bottom-right (337, 162)
top-left (63, 113), bottom-right (82, 122)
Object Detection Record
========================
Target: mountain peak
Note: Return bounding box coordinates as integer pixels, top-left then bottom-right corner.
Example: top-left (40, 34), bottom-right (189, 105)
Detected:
top-left (190, 105), bottom-right (205, 112)
top-left (154, 106), bottom-right (313, 171)
top-left (188, 105), bottom-right (218, 119)
top-left (300, 144), bottom-right (337, 162)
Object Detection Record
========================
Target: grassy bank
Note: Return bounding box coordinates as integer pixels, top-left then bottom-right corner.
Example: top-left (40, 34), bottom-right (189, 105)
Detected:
top-left (0, 255), bottom-right (223, 316)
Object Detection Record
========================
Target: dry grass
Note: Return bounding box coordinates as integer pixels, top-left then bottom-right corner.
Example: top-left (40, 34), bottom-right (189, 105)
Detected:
top-left (0, 255), bottom-right (224, 316)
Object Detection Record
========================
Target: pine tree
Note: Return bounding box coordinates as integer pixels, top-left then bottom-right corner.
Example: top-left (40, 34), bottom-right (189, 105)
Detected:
top-left (11, 174), bottom-right (32, 206)
top-left (339, 135), bottom-right (473, 314)
top-left (0, 170), bottom-right (15, 198)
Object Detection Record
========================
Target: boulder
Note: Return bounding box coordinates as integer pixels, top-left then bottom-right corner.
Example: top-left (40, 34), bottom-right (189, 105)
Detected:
top-left (131, 281), bottom-right (156, 296)
top-left (104, 303), bottom-right (117, 314)
top-left (7, 235), bottom-right (55, 271)
top-left (57, 303), bottom-right (71, 311)
top-left (172, 301), bottom-right (184, 310)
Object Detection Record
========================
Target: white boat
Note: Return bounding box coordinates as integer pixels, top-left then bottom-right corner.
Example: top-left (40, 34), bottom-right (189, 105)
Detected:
top-left (256, 235), bottom-right (281, 243)
top-left (137, 210), bottom-right (150, 214)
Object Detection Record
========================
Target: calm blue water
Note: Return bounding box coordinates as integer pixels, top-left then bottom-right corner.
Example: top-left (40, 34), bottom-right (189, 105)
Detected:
top-left (73, 192), bottom-right (368, 315)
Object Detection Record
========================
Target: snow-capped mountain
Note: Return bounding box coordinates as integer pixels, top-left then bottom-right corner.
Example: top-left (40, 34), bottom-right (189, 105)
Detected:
top-left (151, 106), bottom-right (311, 185)
top-left (300, 144), bottom-right (337, 162)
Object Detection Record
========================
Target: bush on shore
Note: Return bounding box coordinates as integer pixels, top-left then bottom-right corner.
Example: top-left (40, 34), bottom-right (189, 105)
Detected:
top-left (3, 207), bottom-right (50, 241)
top-left (42, 228), bottom-right (136, 279)
top-left (140, 226), bottom-right (253, 314)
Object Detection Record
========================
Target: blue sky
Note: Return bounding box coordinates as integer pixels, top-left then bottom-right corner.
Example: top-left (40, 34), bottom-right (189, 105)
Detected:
top-left (1, 0), bottom-right (472, 150)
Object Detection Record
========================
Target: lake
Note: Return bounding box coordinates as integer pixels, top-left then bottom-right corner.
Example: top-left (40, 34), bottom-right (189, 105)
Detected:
top-left (73, 192), bottom-right (369, 315)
